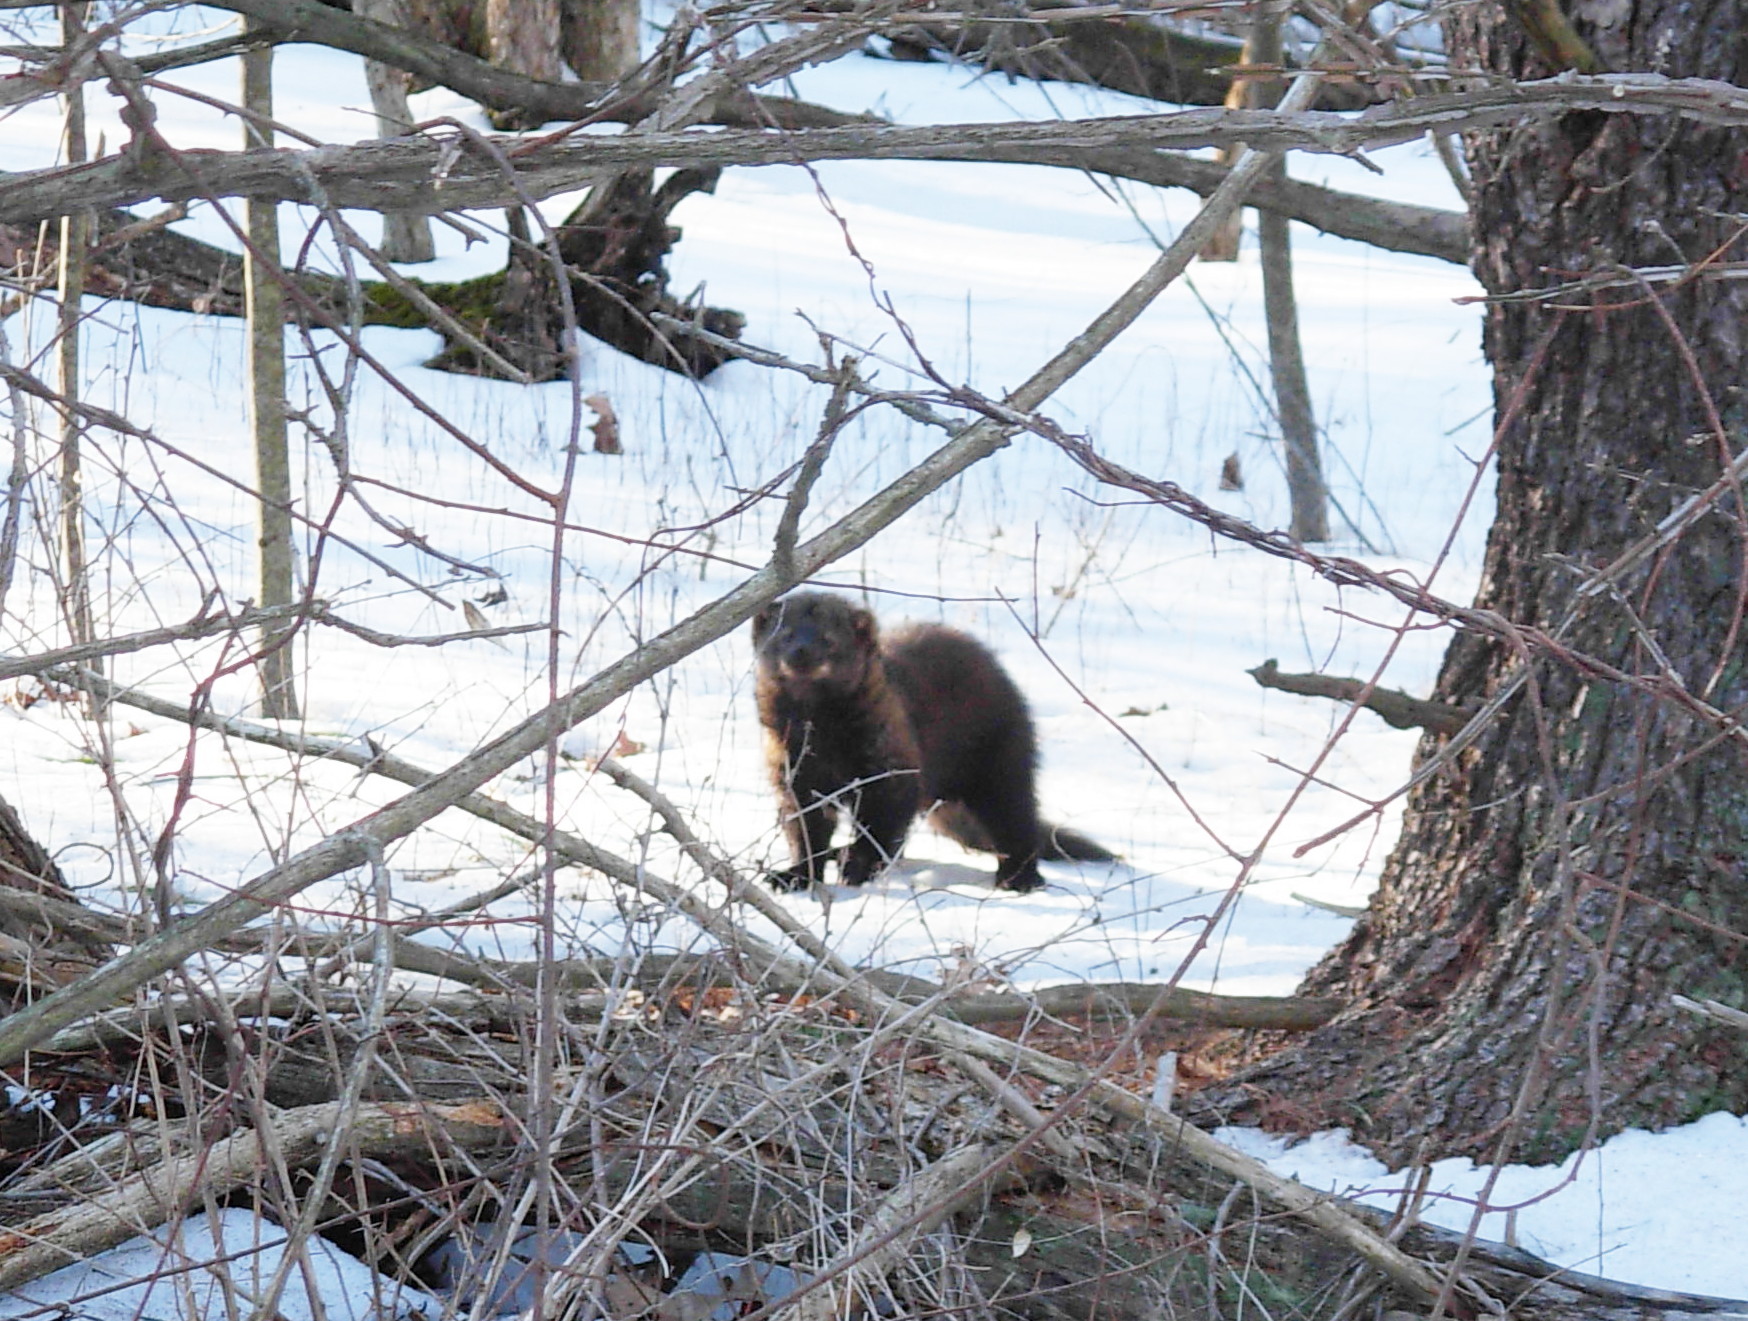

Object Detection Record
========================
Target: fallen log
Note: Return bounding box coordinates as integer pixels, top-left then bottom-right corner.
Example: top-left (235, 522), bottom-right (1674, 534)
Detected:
top-left (1384, 1209), bottom-right (1748, 1321)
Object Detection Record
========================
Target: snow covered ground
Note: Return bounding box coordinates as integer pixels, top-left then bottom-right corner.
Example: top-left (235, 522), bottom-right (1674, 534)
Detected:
top-left (2, 4), bottom-right (1745, 1308)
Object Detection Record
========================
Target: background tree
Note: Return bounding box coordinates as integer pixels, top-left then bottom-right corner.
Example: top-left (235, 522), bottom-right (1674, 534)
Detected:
top-left (1251, 0), bottom-right (1326, 543)
top-left (1206, 0), bottom-right (1748, 1165)
top-left (242, 21), bottom-right (299, 720)
top-left (357, 0), bottom-right (436, 263)
top-left (55, 2), bottom-right (93, 655)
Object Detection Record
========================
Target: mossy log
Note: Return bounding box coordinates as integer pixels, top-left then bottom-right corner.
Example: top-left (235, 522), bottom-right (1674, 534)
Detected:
top-left (4, 172), bottom-right (744, 381)
top-left (369, 168), bottom-right (746, 381)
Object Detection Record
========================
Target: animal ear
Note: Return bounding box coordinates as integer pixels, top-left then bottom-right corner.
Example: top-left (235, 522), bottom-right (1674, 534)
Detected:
top-left (851, 608), bottom-right (878, 646)
top-left (752, 604), bottom-right (775, 642)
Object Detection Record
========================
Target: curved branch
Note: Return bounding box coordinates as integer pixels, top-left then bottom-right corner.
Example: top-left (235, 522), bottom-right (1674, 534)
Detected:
top-left (2, 72), bottom-right (1735, 227)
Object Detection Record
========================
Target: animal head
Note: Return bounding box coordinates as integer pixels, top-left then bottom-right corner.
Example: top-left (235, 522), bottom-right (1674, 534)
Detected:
top-left (753, 592), bottom-right (879, 692)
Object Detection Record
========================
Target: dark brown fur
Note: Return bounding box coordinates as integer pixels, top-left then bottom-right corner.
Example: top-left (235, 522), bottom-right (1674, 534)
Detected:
top-left (752, 592), bottom-right (1114, 892)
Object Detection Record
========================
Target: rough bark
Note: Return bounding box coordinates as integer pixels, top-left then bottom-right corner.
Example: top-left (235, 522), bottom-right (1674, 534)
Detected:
top-left (1199, 0), bottom-right (1748, 1166)
top-left (482, 0), bottom-right (563, 129)
top-left (559, 0), bottom-right (640, 86)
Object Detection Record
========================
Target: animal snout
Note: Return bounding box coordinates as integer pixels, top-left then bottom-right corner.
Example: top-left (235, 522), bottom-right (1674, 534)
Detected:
top-left (777, 649), bottom-right (831, 679)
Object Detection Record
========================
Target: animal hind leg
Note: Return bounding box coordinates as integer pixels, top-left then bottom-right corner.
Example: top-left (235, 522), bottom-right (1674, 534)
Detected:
top-left (958, 782), bottom-right (1044, 893)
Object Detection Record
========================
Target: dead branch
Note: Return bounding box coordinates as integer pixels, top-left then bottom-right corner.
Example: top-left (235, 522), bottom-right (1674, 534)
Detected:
top-left (40, 982), bottom-right (504, 1055)
top-left (0, 30), bottom-right (278, 113)
top-left (0, 0), bottom-right (869, 132)
top-left (607, 707), bottom-right (1450, 1305)
top-left (366, 935), bottom-right (1339, 1031)
top-left (1671, 994), bottom-right (1748, 1032)
top-left (0, 600), bottom-right (306, 682)
top-left (1043, 144), bottom-right (1467, 265)
top-left (20, 726), bottom-right (1414, 1306)
top-left (884, 6), bottom-right (1250, 109)
top-left (784, 1144), bottom-right (1002, 1321)
top-left (0, 1098), bottom-right (512, 1292)
top-left (919, 1012), bottom-right (1453, 1306)
top-left (949, 980), bottom-right (1339, 1029)
top-left (1248, 658), bottom-right (1471, 734)
top-left (4, 73), bottom-right (1743, 225)
top-left (565, 724), bottom-right (1451, 1305)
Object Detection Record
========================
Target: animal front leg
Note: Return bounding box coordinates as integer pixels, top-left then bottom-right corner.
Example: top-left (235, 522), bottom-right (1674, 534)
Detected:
top-left (771, 792), bottom-right (839, 891)
top-left (839, 774), bottom-right (918, 886)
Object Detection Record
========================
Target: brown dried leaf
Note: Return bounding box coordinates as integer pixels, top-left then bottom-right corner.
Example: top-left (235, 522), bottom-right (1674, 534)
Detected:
top-left (586, 393), bottom-right (622, 455)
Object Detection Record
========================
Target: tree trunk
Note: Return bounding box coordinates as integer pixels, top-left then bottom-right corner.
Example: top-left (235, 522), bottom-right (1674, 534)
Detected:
top-left (1248, 0), bottom-right (1327, 543)
top-left (560, 0), bottom-right (640, 87)
top-left (357, 0), bottom-right (436, 263)
top-left (1196, 12), bottom-right (1262, 263)
top-left (242, 27), bottom-right (300, 720)
top-left (483, 0), bottom-right (562, 128)
top-left (1199, 1), bottom-right (1748, 1165)
top-left (1259, 202), bottom-right (1327, 543)
top-left (56, 3), bottom-right (94, 655)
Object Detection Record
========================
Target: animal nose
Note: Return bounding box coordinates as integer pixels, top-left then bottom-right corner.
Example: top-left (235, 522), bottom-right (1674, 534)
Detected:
top-left (781, 641), bottom-right (825, 672)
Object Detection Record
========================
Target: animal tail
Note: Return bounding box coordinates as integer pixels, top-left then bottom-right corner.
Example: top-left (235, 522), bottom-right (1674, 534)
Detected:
top-left (1039, 823), bottom-right (1119, 863)
top-left (928, 802), bottom-right (1119, 864)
